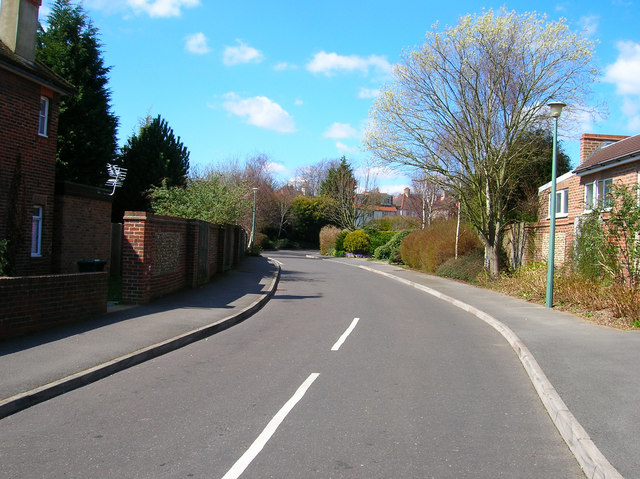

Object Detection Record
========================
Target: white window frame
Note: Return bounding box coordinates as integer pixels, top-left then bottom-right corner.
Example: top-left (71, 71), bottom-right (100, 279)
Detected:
top-left (548, 188), bottom-right (569, 218)
top-left (31, 205), bottom-right (43, 257)
top-left (38, 96), bottom-right (49, 137)
top-left (584, 178), bottom-right (612, 212)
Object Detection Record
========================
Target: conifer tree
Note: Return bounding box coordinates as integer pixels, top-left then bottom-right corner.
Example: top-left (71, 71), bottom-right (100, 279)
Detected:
top-left (37, 0), bottom-right (118, 186)
top-left (113, 115), bottom-right (190, 220)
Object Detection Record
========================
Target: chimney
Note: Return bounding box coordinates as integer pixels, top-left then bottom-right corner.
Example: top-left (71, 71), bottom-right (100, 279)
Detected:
top-left (579, 133), bottom-right (630, 163)
top-left (404, 187), bottom-right (410, 197)
top-left (0, 0), bottom-right (41, 63)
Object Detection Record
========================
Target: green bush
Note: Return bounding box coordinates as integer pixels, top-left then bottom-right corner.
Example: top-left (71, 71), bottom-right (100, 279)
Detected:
top-left (367, 230), bottom-right (396, 255)
top-left (436, 248), bottom-right (485, 282)
top-left (335, 230), bottom-right (348, 253)
top-left (401, 219), bottom-right (481, 273)
top-left (366, 216), bottom-right (420, 231)
top-left (374, 229), bottom-right (414, 261)
top-left (343, 230), bottom-right (371, 255)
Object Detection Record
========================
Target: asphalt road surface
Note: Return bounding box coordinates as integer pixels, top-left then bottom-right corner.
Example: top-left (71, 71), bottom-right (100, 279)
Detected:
top-left (0, 250), bottom-right (584, 478)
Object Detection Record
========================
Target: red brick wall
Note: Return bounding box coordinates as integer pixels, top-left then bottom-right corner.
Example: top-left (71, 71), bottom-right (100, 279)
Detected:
top-left (0, 68), bottom-right (60, 276)
top-left (0, 272), bottom-right (108, 339)
top-left (121, 212), bottom-right (247, 304)
top-left (52, 182), bottom-right (113, 273)
top-left (579, 133), bottom-right (629, 162)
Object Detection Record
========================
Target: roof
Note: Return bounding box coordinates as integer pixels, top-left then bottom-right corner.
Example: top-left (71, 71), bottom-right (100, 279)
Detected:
top-left (574, 133), bottom-right (640, 175)
top-left (0, 40), bottom-right (74, 95)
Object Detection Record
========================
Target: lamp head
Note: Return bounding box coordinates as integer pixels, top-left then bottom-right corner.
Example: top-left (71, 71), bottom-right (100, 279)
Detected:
top-left (547, 101), bottom-right (566, 118)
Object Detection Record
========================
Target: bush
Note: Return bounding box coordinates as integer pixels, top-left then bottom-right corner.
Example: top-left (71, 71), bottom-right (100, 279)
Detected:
top-left (343, 230), bottom-right (371, 255)
top-left (374, 229), bottom-right (414, 262)
top-left (400, 219), bottom-right (481, 273)
top-left (334, 230), bottom-right (348, 253)
top-left (367, 230), bottom-right (396, 255)
top-left (319, 225), bottom-right (343, 256)
top-left (366, 215), bottom-right (420, 231)
top-left (436, 248), bottom-right (485, 282)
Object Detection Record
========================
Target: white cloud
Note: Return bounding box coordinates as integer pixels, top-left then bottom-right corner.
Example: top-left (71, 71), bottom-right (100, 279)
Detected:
top-left (294, 99), bottom-right (304, 106)
top-left (274, 62), bottom-right (296, 71)
top-left (604, 41), bottom-right (640, 95)
top-left (222, 93), bottom-right (296, 133)
top-left (185, 32), bottom-right (210, 54)
top-left (223, 40), bottom-right (264, 66)
top-left (306, 51), bottom-right (392, 76)
top-left (127, 0), bottom-right (200, 18)
top-left (336, 142), bottom-right (357, 154)
top-left (358, 87), bottom-right (380, 99)
top-left (578, 15), bottom-right (599, 37)
top-left (324, 122), bottom-right (358, 139)
top-left (604, 41), bottom-right (640, 130)
top-left (267, 162), bottom-right (289, 175)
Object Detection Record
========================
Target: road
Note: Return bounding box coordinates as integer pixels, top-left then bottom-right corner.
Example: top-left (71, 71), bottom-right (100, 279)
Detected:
top-left (0, 250), bottom-right (584, 478)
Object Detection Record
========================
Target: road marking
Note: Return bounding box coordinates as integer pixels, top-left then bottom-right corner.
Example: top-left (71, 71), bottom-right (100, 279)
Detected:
top-left (331, 317), bottom-right (360, 351)
top-left (221, 373), bottom-right (320, 479)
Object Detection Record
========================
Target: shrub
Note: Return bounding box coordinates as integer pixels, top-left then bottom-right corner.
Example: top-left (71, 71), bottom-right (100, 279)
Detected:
top-left (343, 230), bottom-right (371, 255)
top-left (366, 215), bottom-right (420, 231)
top-left (319, 225), bottom-right (344, 256)
top-left (436, 248), bottom-right (485, 282)
top-left (367, 230), bottom-right (396, 255)
top-left (374, 229), bottom-right (414, 261)
top-left (400, 219), bottom-right (481, 273)
top-left (335, 230), bottom-right (348, 253)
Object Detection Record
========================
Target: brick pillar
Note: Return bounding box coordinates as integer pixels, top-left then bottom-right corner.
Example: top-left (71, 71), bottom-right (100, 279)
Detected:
top-left (579, 133), bottom-right (629, 162)
top-left (122, 211), bottom-right (153, 304)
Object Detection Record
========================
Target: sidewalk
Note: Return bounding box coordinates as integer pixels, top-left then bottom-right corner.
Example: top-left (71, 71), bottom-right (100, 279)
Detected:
top-left (331, 257), bottom-right (639, 479)
top-left (0, 255), bottom-right (280, 420)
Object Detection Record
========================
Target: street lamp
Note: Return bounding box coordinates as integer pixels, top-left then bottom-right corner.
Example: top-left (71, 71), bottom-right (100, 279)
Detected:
top-left (545, 101), bottom-right (566, 308)
top-left (249, 187), bottom-right (258, 250)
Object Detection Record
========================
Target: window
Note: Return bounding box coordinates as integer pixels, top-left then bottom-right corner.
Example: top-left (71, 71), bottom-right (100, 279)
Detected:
top-left (548, 189), bottom-right (568, 218)
top-left (31, 206), bottom-right (43, 257)
top-left (38, 96), bottom-right (49, 137)
top-left (585, 178), bottom-right (612, 211)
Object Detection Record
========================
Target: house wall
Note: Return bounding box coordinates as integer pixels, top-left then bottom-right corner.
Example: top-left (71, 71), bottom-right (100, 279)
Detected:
top-left (0, 271), bottom-right (107, 338)
top-left (0, 67), bottom-right (60, 275)
top-left (531, 164), bottom-right (639, 265)
top-left (52, 182), bottom-right (113, 273)
top-left (121, 212), bottom-right (246, 304)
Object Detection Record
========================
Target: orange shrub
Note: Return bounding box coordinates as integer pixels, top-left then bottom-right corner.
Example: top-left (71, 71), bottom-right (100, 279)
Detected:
top-left (400, 219), bottom-right (481, 273)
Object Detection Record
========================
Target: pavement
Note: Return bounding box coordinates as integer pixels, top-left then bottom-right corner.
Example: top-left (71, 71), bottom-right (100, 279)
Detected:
top-left (1, 252), bottom-right (638, 479)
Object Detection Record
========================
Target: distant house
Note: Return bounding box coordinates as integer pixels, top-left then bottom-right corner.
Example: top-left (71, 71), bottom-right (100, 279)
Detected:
top-left (0, 0), bottom-right (74, 275)
top-left (355, 191), bottom-right (397, 226)
top-left (393, 187), bottom-right (457, 227)
top-left (533, 133), bottom-right (640, 265)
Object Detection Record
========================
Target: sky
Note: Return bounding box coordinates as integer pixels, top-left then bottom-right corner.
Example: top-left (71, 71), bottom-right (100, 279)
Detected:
top-left (39, 0), bottom-right (640, 194)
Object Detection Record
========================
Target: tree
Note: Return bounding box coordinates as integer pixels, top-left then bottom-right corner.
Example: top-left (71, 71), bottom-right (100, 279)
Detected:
top-left (365, 9), bottom-right (597, 276)
top-left (147, 174), bottom-right (249, 225)
top-left (320, 157), bottom-right (359, 230)
top-left (37, 0), bottom-right (118, 186)
top-left (294, 159), bottom-right (338, 197)
top-left (114, 115), bottom-right (189, 220)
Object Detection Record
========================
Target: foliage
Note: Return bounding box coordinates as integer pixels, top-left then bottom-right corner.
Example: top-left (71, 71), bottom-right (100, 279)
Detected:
top-left (574, 184), bottom-right (640, 288)
top-left (436, 249), bottom-right (485, 282)
top-left (319, 225), bottom-right (344, 256)
top-left (373, 229), bottom-right (414, 262)
top-left (37, 0), bottom-right (118, 186)
top-left (320, 157), bottom-right (360, 230)
top-left (334, 230), bottom-right (348, 254)
top-left (114, 115), bottom-right (189, 220)
top-left (366, 230), bottom-right (396, 255)
top-left (365, 215), bottom-right (420, 231)
top-left (343, 230), bottom-right (371, 255)
top-left (147, 175), bottom-right (249, 225)
top-left (401, 219), bottom-right (481, 273)
top-left (289, 195), bottom-right (331, 246)
top-left (365, 9), bottom-right (598, 276)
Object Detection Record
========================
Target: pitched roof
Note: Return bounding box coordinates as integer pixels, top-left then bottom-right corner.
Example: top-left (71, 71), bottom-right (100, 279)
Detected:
top-left (574, 133), bottom-right (640, 175)
top-left (0, 40), bottom-right (74, 94)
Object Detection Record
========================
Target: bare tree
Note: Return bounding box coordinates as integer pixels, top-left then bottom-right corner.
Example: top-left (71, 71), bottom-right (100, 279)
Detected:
top-left (365, 9), bottom-right (598, 276)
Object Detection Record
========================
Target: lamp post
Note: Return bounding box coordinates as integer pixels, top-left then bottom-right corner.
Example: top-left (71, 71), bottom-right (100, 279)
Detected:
top-left (545, 101), bottom-right (566, 308)
top-left (249, 187), bottom-right (258, 249)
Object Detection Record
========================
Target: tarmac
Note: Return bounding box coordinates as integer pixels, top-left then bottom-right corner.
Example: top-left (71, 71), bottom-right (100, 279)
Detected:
top-left (1, 252), bottom-right (638, 479)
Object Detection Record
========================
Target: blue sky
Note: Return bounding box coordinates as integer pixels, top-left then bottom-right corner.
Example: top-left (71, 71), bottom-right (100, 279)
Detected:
top-left (40, 0), bottom-right (640, 194)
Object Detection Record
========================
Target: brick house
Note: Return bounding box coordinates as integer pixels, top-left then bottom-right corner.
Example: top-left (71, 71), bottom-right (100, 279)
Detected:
top-left (0, 0), bottom-right (73, 275)
top-left (533, 133), bottom-right (640, 265)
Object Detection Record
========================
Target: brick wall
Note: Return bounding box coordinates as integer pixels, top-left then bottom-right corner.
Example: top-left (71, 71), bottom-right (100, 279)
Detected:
top-left (0, 68), bottom-right (60, 276)
top-left (579, 133), bottom-right (629, 162)
top-left (52, 182), bottom-right (113, 273)
top-left (0, 272), bottom-right (107, 339)
top-left (121, 212), bottom-right (246, 304)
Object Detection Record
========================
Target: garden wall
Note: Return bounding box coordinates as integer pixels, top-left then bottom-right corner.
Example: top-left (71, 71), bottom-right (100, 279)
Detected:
top-left (0, 272), bottom-right (107, 338)
top-left (122, 212), bottom-right (246, 304)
